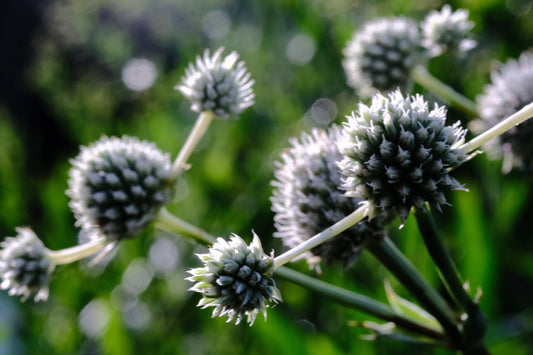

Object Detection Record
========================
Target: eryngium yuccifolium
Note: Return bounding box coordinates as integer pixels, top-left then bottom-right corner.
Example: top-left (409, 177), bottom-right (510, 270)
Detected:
top-left (0, 228), bottom-right (54, 302)
top-left (187, 232), bottom-right (281, 325)
top-left (338, 90), bottom-right (468, 222)
top-left (421, 5), bottom-right (476, 57)
top-left (474, 51), bottom-right (533, 173)
top-left (343, 17), bottom-right (422, 97)
top-left (67, 136), bottom-right (175, 242)
top-left (271, 126), bottom-right (388, 269)
top-left (175, 47), bottom-right (255, 118)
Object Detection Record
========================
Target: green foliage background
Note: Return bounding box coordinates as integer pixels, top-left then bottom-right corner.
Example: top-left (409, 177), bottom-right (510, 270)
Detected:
top-left (0, 0), bottom-right (532, 354)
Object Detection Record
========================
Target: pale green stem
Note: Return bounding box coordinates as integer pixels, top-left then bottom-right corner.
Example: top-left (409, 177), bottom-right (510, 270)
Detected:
top-left (273, 205), bottom-right (369, 269)
top-left (459, 101), bottom-right (533, 154)
top-left (154, 208), bottom-right (216, 244)
top-left (46, 237), bottom-right (109, 265)
top-left (170, 110), bottom-right (215, 180)
top-left (411, 65), bottom-right (478, 117)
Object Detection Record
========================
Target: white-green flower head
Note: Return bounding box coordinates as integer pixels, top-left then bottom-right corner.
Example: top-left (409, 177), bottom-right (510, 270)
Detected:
top-left (187, 232), bottom-right (281, 326)
top-left (338, 90), bottom-right (469, 222)
top-left (421, 5), bottom-right (476, 57)
top-left (271, 126), bottom-right (389, 269)
top-left (0, 228), bottom-right (55, 302)
top-left (343, 17), bottom-right (423, 97)
top-left (175, 47), bottom-right (255, 118)
top-left (474, 51), bottom-right (533, 173)
top-left (67, 136), bottom-right (175, 242)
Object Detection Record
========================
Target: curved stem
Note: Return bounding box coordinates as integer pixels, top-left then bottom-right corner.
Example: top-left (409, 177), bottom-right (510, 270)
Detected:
top-left (154, 208), bottom-right (216, 244)
top-left (411, 65), bottom-right (478, 117)
top-left (275, 266), bottom-right (446, 342)
top-left (413, 207), bottom-right (488, 351)
top-left (46, 237), bottom-right (109, 265)
top-left (170, 110), bottom-right (215, 180)
top-left (366, 235), bottom-right (462, 347)
top-left (273, 204), bottom-right (369, 269)
top-left (459, 101), bottom-right (533, 154)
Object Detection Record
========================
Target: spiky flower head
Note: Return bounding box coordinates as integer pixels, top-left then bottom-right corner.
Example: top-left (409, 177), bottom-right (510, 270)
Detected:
top-left (473, 51), bottom-right (533, 173)
top-left (343, 17), bottom-right (423, 97)
top-left (271, 126), bottom-right (389, 270)
top-left (0, 228), bottom-right (55, 302)
top-left (175, 47), bottom-right (255, 118)
top-left (187, 232), bottom-right (281, 325)
top-left (421, 5), bottom-right (476, 57)
top-left (338, 90), bottom-right (469, 222)
top-left (67, 136), bottom-right (175, 242)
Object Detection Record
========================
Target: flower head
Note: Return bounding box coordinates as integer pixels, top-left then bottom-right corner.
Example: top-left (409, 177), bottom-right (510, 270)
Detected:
top-left (421, 5), bottom-right (476, 57)
top-left (343, 17), bottom-right (423, 97)
top-left (0, 228), bottom-right (55, 302)
top-left (338, 90), bottom-right (469, 222)
top-left (67, 136), bottom-right (175, 242)
top-left (473, 51), bottom-right (533, 173)
top-left (187, 232), bottom-right (281, 325)
top-left (271, 126), bottom-right (389, 269)
top-left (175, 47), bottom-right (255, 118)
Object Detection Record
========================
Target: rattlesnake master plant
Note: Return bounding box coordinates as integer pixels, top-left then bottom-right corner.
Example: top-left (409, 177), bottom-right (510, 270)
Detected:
top-left (187, 232), bottom-right (281, 325)
top-left (67, 136), bottom-right (175, 242)
top-left (343, 17), bottom-right (423, 97)
top-left (474, 51), bottom-right (533, 173)
top-left (421, 5), bottom-right (476, 57)
top-left (175, 47), bottom-right (255, 118)
top-left (0, 228), bottom-right (55, 302)
top-left (271, 126), bottom-right (388, 270)
top-left (338, 90), bottom-right (469, 222)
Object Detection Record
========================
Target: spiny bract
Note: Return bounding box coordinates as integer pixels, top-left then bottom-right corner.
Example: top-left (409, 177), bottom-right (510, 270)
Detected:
top-left (343, 17), bottom-right (422, 97)
top-left (187, 232), bottom-right (281, 325)
top-left (175, 47), bottom-right (255, 118)
top-left (271, 126), bottom-right (388, 270)
top-left (67, 136), bottom-right (175, 242)
top-left (338, 90), bottom-right (469, 222)
top-left (0, 227), bottom-right (54, 302)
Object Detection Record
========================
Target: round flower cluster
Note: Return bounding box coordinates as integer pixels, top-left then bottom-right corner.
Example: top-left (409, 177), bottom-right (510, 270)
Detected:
top-left (67, 136), bottom-right (175, 242)
top-left (338, 90), bottom-right (469, 222)
top-left (271, 126), bottom-right (388, 269)
top-left (0, 228), bottom-right (54, 302)
top-left (187, 232), bottom-right (281, 325)
top-left (421, 5), bottom-right (476, 57)
top-left (474, 51), bottom-right (533, 173)
top-left (175, 47), bottom-right (255, 118)
top-left (343, 17), bottom-right (422, 97)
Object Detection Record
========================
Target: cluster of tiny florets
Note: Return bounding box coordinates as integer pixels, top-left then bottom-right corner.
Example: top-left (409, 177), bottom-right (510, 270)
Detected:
top-left (176, 47), bottom-right (255, 118)
top-left (67, 136), bottom-right (175, 242)
top-left (474, 51), bottom-right (533, 173)
top-left (343, 17), bottom-right (422, 97)
top-left (338, 90), bottom-right (469, 222)
top-left (187, 232), bottom-right (281, 325)
top-left (421, 5), bottom-right (476, 57)
top-left (0, 228), bottom-right (54, 302)
top-left (271, 126), bottom-right (388, 269)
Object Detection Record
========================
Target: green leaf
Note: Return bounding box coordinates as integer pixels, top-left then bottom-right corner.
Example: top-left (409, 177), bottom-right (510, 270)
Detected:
top-left (384, 280), bottom-right (442, 332)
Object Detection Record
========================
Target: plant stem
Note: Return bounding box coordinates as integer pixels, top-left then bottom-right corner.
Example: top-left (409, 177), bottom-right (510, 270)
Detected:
top-left (413, 207), bottom-right (488, 351)
top-left (154, 208), bottom-right (216, 244)
top-left (366, 234), bottom-right (462, 347)
top-left (273, 204), bottom-right (369, 269)
top-left (170, 110), bottom-right (215, 180)
top-left (275, 266), bottom-right (446, 342)
top-left (458, 101), bottom-right (533, 154)
top-left (411, 65), bottom-right (478, 117)
top-left (47, 237), bottom-right (109, 265)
